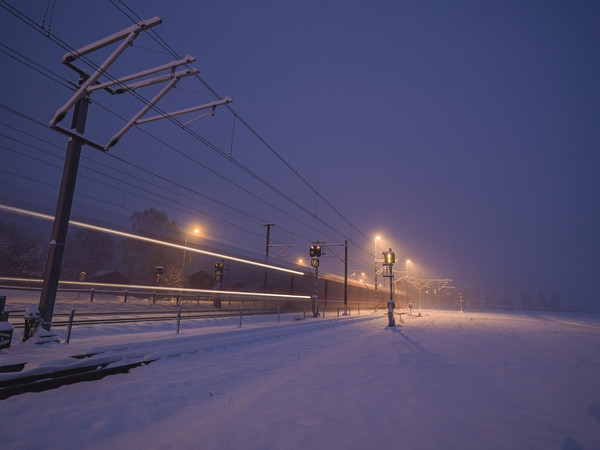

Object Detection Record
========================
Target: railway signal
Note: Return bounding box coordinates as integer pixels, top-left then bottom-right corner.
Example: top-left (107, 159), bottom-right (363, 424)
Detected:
top-left (309, 245), bottom-right (321, 258)
top-left (214, 263), bottom-right (224, 282)
top-left (309, 244), bottom-right (322, 317)
top-left (382, 249), bottom-right (396, 327)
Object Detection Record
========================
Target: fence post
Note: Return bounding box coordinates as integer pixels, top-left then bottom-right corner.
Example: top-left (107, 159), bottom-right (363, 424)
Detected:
top-left (153, 291), bottom-right (156, 304)
top-left (176, 292), bottom-right (181, 305)
top-left (65, 309), bottom-right (75, 344)
top-left (239, 307), bottom-right (243, 327)
top-left (90, 288), bottom-right (95, 302)
top-left (124, 290), bottom-right (128, 303)
top-left (176, 306), bottom-right (181, 334)
top-left (337, 307), bottom-right (340, 317)
top-left (358, 306), bottom-right (360, 315)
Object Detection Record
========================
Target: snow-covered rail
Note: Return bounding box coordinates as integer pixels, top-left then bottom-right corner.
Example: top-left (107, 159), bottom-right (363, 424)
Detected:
top-left (0, 314), bottom-right (380, 400)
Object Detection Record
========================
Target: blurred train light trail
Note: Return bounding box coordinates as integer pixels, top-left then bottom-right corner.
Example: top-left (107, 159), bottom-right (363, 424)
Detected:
top-left (0, 204), bottom-right (305, 276)
top-left (0, 277), bottom-right (311, 299)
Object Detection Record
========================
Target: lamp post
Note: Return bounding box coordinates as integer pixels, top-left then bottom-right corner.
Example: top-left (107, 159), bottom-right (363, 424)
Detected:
top-left (374, 235), bottom-right (380, 311)
top-left (405, 259), bottom-right (411, 306)
top-left (418, 271), bottom-right (422, 312)
top-left (182, 228), bottom-right (200, 275)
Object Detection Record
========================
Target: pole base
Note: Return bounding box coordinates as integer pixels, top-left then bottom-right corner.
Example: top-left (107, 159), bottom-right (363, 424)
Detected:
top-left (33, 329), bottom-right (60, 345)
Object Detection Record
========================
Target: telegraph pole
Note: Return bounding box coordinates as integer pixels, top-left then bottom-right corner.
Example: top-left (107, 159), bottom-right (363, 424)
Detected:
top-left (262, 223), bottom-right (274, 292)
top-left (344, 239), bottom-right (348, 314)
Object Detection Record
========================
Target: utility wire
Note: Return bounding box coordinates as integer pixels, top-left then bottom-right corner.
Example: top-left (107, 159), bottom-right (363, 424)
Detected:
top-left (1, 1), bottom-right (373, 263)
top-left (112, 1), bottom-right (372, 245)
top-left (0, 166), bottom-right (258, 251)
top-left (0, 105), bottom-right (323, 249)
top-left (0, 142), bottom-right (268, 240)
top-left (109, 0), bottom-right (372, 255)
top-left (1, 1), bottom-right (343, 244)
top-left (0, 43), bottom-right (75, 91)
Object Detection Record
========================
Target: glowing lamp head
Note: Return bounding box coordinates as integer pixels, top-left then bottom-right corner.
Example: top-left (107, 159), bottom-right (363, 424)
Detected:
top-left (383, 249), bottom-right (395, 266)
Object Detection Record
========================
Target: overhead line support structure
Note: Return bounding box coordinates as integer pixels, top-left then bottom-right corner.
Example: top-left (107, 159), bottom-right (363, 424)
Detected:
top-left (35, 17), bottom-right (231, 340)
top-left (316, 241), bottom-right (349, 314)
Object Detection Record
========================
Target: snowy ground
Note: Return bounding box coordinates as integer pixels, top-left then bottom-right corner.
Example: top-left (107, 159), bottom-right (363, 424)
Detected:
top-left (1, 308), bottom-right (600, 450)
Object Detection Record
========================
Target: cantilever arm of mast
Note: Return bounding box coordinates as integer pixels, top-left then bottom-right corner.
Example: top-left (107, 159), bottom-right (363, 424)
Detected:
top-left (48, 15), bottom-right (231, 153)
top-left (136, 96), bottom-right (233, 125)
top-left (268, 244), bottom-right (294, 259)
top-left (50, 17), bottom-right (162, 128)
top-left (86, 55), bottom-right (196, 93)
top-left (105, 68), bottom-right (199, 150)
top-left (62, 16), bottom-right (162, 63)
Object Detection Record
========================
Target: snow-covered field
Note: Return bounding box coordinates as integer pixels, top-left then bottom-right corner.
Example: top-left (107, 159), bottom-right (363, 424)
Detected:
top-left (2, 309), bottom-right (600, 450)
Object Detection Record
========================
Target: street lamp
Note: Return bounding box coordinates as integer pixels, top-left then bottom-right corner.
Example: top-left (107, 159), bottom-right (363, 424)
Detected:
top-left (182, 227), bottom-right (200, 274)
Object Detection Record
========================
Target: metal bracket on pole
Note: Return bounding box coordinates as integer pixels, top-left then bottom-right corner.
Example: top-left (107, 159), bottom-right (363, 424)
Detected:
top-left (316, 241), bottom-right (349, 313)
top-left (49, 16), bottom-right (232, 153)
top-left (50, 16), bottom-right (163, 128)
top-left (268, 244), bottom-right (294, 259)
top-left (104, 68), bottom-right (198, 150)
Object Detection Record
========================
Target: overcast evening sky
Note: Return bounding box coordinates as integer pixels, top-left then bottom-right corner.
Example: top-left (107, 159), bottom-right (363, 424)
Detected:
top-left (1, 1), bottom-right (599, 307)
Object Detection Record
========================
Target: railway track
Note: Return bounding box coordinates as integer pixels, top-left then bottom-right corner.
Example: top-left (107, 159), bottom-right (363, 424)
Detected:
top-left (1, 308), bottom-right (279, 400)
top-left (0, 315), bottom-right (378, 401)
top-left (8, 308), bottom-right (279, 329)
top-left (0, 358), bottom-right (155, 400)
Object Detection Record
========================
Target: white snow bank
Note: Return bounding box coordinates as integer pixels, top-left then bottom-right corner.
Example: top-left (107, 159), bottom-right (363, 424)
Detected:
top-left (1, 310), bottom-right (599, 449)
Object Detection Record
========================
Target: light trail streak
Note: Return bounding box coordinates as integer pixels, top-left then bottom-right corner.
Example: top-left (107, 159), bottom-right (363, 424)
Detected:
top-left (0, 203), bottom-right (305, 276)
top-left (0, 277), bottom-right (311, 299)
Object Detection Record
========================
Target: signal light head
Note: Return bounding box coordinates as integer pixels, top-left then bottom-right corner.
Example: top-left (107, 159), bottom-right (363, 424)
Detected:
top-left (309, 245), bottom-right (322, 258)
top-left (383, 249), bottom-right (395, 265)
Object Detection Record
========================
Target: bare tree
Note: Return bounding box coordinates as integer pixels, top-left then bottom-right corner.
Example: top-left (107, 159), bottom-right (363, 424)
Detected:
top-left (63, 228), bottom-right (115, 278)
top-left (122, 208), bottom-right (181, 284)
top-left (0, 220), bottom-right (46, 278)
